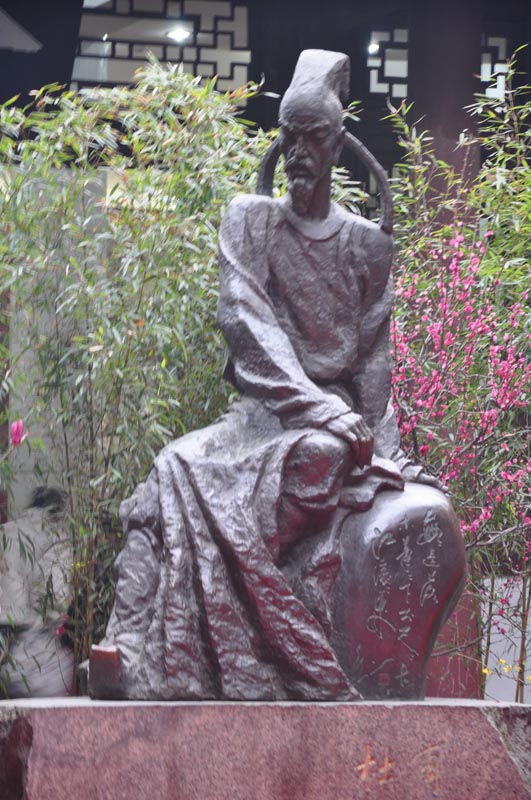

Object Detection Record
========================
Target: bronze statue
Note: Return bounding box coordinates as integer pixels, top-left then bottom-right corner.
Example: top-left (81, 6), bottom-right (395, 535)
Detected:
top-left (88, 50), bottom-right (466, 701)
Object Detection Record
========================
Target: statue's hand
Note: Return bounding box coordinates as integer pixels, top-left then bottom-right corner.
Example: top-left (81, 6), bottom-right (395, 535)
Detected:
top-left (325, 412), bottom-right (374, 468)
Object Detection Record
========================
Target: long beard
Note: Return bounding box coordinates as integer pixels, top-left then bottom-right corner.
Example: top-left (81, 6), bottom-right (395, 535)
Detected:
top-left (288, 175), bottom-right (317, 216)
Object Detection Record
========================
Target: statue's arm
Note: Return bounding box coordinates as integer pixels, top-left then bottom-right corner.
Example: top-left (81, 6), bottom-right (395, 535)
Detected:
top-left (352, 275), bottom-right (394, 431)
top-left (352, 224), bottom-right (442, 485)
top-left (217, 196), bottom-right (352, 430)
top-left (354, 303), bottom-right (409, 466)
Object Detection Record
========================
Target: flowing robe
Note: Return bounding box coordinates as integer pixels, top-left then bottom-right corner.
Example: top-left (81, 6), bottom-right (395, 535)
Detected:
top-left (103, 194), bottom-right (413, 700)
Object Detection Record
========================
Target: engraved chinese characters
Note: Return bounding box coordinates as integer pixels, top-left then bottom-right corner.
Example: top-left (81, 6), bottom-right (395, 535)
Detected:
top-left (354, 739), bottom-right (445, 796)
top-left (88, 50), bottom-right (466, 702)
top-left (332, 483), bottom-right (465, 699)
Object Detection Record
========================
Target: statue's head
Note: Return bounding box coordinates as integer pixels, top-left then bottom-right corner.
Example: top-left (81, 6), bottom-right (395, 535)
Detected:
top-left (279, 50), bottom-right (350, 216)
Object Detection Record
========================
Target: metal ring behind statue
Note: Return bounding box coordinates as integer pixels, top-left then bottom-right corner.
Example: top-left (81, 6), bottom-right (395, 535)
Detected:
top-left (255, 131), bottom-right (393, 235)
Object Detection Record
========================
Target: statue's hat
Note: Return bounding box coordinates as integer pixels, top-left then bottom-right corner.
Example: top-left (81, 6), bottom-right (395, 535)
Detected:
top-left (281, 50), bottom-right (350, 113)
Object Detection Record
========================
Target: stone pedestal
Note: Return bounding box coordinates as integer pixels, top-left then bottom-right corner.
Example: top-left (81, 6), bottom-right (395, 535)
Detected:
top-left (1, 699), bottom-right (530, 799)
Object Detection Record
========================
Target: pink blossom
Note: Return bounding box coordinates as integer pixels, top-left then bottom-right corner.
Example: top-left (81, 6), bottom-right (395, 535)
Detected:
top-left (10, 419), bottom-right (25, 447)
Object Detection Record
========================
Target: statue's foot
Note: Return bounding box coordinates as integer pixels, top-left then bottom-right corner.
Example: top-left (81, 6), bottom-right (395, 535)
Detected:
top-left (88, 644), bottom-right (124, 699)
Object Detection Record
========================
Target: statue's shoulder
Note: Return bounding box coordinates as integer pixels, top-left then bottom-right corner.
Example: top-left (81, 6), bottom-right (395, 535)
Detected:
top-left (343, 209), bottom-right (392, 247)
top-left (343, 209), bottom-right (393, 298)
top-left (223, 193), bottom-right (278, 224)
top-left (220, 194), bottom-right (280, 255)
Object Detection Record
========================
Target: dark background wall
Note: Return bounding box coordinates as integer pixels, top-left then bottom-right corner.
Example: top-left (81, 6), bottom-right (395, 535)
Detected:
top-left (0, 0), bottom-right (84, 104)
top-left (1, 0), bottom-right (531, 173)
top-left (247, 0), bottom-right (531, 175)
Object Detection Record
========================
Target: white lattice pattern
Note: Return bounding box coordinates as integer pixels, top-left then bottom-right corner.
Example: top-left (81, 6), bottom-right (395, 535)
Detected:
top-left (72, 0), bottom-right (250, 92)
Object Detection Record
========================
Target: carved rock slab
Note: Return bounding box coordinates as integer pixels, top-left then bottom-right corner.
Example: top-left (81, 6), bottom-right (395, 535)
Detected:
top-left (1, 700), bottom-right (530, 799)
top-left (332, 484), bottom-right (466, 699)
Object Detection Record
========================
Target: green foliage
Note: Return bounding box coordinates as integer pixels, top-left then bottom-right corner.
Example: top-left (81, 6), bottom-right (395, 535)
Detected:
top-left (0, 60), bottom-right (271, 679)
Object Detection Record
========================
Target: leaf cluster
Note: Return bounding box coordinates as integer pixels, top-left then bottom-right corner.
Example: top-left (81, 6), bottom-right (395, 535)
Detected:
top-left (0, 60), bottom-right (271, 679)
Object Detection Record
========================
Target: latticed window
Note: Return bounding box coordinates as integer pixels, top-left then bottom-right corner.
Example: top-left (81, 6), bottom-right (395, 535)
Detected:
top-left (72, 0), bottom-right (251, 92)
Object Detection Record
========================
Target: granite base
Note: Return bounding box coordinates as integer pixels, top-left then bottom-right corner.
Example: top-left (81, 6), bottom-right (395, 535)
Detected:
top-left (0, 699), bottom-right (530, 799)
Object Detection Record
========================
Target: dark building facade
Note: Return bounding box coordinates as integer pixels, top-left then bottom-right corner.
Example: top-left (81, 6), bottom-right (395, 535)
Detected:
top-left (1, 0), bottom-right (531, 176)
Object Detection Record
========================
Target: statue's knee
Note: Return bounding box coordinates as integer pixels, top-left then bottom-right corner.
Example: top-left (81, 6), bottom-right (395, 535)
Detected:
top-left (278, 431), bottom-right (351, 550)
top-left (284, 430), bottom-right (351, 498)
top-left (303, 430), bottom-right (351, 465)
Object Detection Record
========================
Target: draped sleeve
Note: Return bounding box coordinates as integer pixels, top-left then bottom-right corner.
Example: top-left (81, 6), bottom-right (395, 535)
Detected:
top-left (349, 219), bottom-right (415, 471)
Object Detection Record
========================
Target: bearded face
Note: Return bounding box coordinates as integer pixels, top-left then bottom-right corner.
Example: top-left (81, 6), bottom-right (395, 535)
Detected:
top-left (279, 93), bottom-right (344, 216)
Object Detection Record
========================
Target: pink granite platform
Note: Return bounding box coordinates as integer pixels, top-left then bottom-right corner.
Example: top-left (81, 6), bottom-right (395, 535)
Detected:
top-left (1, 699), bottom-right (530, 799)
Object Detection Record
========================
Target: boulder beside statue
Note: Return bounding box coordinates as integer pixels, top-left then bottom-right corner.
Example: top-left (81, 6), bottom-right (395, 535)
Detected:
top-left (87, 49), bottom-right (466, 701)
